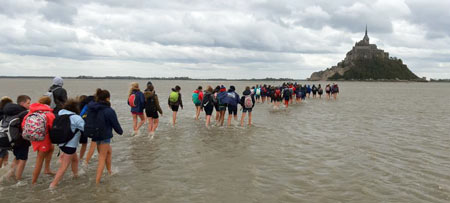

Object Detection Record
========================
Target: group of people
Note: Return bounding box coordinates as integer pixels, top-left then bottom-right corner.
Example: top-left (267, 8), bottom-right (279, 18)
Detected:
top-left (0, 77), bottom-right (122, 188)
top-left (0, 77), bottom-right (340, 188)
top-left (128, 81), bottom-right (340, 131)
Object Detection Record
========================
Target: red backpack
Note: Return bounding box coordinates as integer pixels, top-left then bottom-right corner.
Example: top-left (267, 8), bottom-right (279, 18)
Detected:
top-left (128, 93), bottom-right (137, 108)
top-left (275, 89), bottom-right (281, 97)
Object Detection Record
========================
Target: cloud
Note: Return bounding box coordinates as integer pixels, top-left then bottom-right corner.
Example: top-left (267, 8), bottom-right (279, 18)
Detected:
top-left (0, 0), bottom-right (448, 79)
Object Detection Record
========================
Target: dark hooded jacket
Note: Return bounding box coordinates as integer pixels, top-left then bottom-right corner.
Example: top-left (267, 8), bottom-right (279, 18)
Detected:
top-left (201, 90), bottom-right (214, 109)
top-left (86, 101), bottom-right (123, 141)
top-left (144, 89), bottom-right (163, 115)
top-left (3, 103), bottom-right (30, 147)
top-left (240, 90), bottom-right (255, 109)
top-left (48, 85), bottom-right (68, 113)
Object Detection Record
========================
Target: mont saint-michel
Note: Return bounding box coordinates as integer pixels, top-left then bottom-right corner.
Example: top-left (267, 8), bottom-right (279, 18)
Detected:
top-left (309, 27), bottom-right (420, 81)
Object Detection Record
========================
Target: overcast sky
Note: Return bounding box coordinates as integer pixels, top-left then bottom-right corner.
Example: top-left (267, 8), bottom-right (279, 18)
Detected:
top-left (0, 0), bottom-right (449, 79)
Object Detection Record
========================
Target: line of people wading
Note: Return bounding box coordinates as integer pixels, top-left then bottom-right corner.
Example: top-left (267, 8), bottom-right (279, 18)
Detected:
top-left (0, 77), bottom-right (339, 188)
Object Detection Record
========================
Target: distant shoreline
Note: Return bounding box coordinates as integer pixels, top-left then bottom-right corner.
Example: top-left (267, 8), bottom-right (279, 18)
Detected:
top-left (0, 76), bottom-right (301, 81)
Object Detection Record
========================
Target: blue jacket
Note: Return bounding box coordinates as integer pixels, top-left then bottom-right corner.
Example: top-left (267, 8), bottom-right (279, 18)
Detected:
top-left (129, 90), bottom-right (145, 113)
top-left (58, 109), bottom-right (84, 148)
top-left (86, 102), bottom-right (123, 141)
top-left (223, 90), bottom-right (240, 106)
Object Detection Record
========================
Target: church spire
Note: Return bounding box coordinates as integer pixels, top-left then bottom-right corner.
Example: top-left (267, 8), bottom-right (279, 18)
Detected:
top-left (365, 24), bottom-right (368, 37)
top-left (363, 25), bottom-right (369, 43)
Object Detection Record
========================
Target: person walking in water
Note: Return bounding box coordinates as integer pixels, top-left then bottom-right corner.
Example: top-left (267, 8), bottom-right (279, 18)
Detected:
top-left (49, 99), bottom-right (84, 188)
top-left (332, 83), bottom-right (339, 100)
top-left (225, 86), bottom-right (240, 127)
top-left (240, 86), bottom-right (255, 127)
top-left (168, 85), bottom-right (183, 126)
top-left (192, 86), bottom-right (203, 120)
top-left (46, 76), bottom-right (68, 114)
top-left (318, 84), bottom-right (323, 99)
top-left (144, 82), bottom-right (163, 135)
top-left (201, 86), bottom-right (215, 127)
top-left (22, 96), bottom-right (56, 185)
top-left (325, 84), bottom-right (331, 100)
top-left (84, 88), bottom-right (123, 184)
top-left (128, 82), bottom-right (145, 135)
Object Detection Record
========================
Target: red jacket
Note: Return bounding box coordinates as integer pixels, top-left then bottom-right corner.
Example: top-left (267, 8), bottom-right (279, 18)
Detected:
top-left (194, 90), bottom-right (204, 102)
top-left (22, 103), bottom-right (55, 152)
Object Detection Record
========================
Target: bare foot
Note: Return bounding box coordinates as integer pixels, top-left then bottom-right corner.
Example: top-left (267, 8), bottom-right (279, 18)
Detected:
top-left (44, 171), bottom-right (56, 176)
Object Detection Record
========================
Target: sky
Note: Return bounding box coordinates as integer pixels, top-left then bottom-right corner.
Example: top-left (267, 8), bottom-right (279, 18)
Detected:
top-left (0, 0), bottom-right (449, 79)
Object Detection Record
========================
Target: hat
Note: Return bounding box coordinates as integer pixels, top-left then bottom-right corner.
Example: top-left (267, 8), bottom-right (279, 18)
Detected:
top-left (230, 85), bottom-right (235, 91)
top-left (53, 76), bottom-right (64, 86)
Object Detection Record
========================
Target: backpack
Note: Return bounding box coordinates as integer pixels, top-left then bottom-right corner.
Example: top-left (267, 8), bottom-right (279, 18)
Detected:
top-left (326, 86), bottom-right (330, 92)
top-left (84, 110), bottom-right (106, 141)
top-left (202, 94), bottom-right (213, 108)
top-left (333, 85), bottom-right (339, 92)
top-left (22, 111), bottom-right (47, 141)
top-left (192, 93), bottom-right (200, 105)
top-left (49, 114), bottom-right (79, 145)
top-left (45, 87), bottom-right (61, 109)
top-left (146, 94), bottom-right (157, 112)
top-left (318, 88), bottom-right (323, 94)
top-left (128, 93), bottom-right (137, 108)
top-left (275, 89), bottom-right (281, 97)
top-left (0, 115), bottom-right (21, 149)
top-left (244, 95), bottom-right (253, 109)
top-left (256, 88), bottom-right (261, 96)
top-left (169, 91), bottom-right (179, 104)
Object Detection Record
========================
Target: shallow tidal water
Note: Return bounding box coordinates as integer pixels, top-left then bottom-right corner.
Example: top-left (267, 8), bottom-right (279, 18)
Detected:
top-left (0, 79), bottom-right (449, 203)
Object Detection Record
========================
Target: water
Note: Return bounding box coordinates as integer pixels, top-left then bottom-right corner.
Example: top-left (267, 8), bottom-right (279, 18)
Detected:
top-left (0, 79), bottom-right (449, 203)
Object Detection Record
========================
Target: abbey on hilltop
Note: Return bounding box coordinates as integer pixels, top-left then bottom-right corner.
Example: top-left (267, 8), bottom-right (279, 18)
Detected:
top-left (309, 26), bottom-right (420, 81)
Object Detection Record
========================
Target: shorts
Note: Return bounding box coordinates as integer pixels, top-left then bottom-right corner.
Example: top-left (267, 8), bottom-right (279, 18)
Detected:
top-left (59, 146), bottom-right (76, 155)
top-left (13, 145), bottom-right (29, 160)
top-left (219, 105), bottom-right (227, 111)
top-left (0, 149), bottom-right (7, 158)
top-left (242, 108), bottom-right (252, 113)
top-left (214, 103), bottom-right (220, 111)
top-left (132, 112), bottom-right (144, 115)
top-left (204, 105), bottom-right (214, 116)
top-left (96, 138), bottom-right (111, 145)
top-left (228, 105), bottom-right (237, 115)
top-left (194, 103), bottom-right (202, 107)
top-left (146, 110), bottom-right (159, 119)
top-left (171, 105), bottom-right (179, 112)
top-left (255, 95), bottom-right (261, 99)
top-left (284, 97), bottom-right (290, 101)
top-left (79, 131), bottom-right (88, 144)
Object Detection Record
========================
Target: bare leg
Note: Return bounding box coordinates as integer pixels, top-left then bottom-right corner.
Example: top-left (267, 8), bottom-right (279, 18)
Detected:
top-left (205, 115), bottom-right (211, 127)
top-left (136, 114), bottom-right (146, 131)
top-left (147, 118), bottom-right (154, 133)
top-left (151, 118), bottom-right (159, 132)
top-left (50, 153), bottom-right (72, 188)
top-left (172, 111), bottom-right (177, 126)
top-left (240, 113), bottom-right (246, 127)
top-left (71, 154), bottom-right (79, 177)
top-left (32, 151), bottom-right (46, 185)
top-left (105, 145), bottom-right (112, 175)
top-left (85, 142), bottom-right (97, 165)
top-left (3, 153), bottom-right (8, 167)
top-left (0, 158), bottom-right (3, 168)
top-left (132, 114), bottom-right (138, 132)
top-left (79, 143), bottom-right (87, 161)
top-left (44, 145), bottom-right (55, 175)
top-left (15, 160), bottom-right (27, 180)
top-left (227, 114), bottom-right (232, 127)
top-left (248, 112), bottom-right (252, 126)
top-left (96, 144), bottom-right (108, 184)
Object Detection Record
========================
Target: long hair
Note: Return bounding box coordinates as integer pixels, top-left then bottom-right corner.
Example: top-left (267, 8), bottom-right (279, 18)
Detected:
top-left (95, 88), bottom-right (110, 102)
top-left (63, 98), bottom-right (80, 114)
top-left (129, 82), bottom-right (140, 96)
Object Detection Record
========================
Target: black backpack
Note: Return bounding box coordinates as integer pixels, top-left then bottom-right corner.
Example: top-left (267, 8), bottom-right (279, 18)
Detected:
top-left (0, 115), bottom-right (22, 149)
top-left (49, 114), bottom-right (79, 145)
top-left (84, 110), bottom-right (106, 141)
top-left (146, 95), bottom-right (157, 112)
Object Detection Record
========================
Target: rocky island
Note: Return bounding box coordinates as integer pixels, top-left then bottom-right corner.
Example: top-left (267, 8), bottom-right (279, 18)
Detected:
top-left (309, 27), bottom-right (420, 81)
